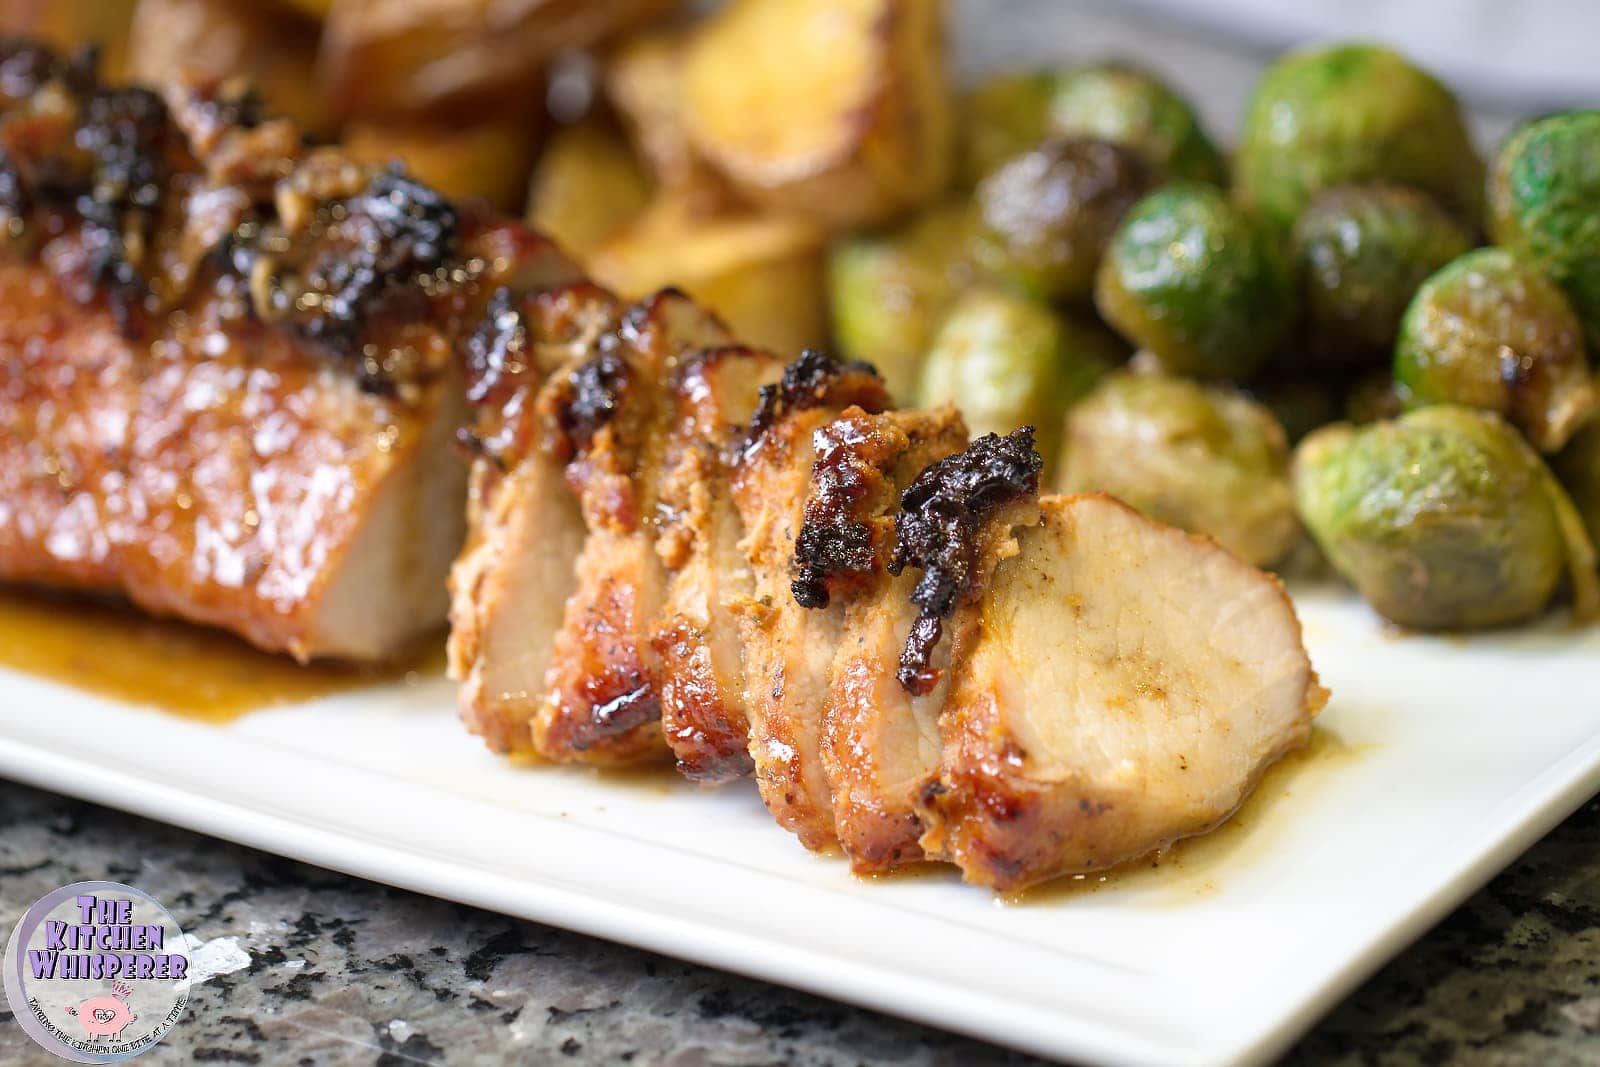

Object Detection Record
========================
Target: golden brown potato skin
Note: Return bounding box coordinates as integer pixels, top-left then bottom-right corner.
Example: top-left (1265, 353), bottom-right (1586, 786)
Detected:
top-left (589, 199), bottom-right (829, 355)
top-left (680, 0), bottom-right (952, 229)
top-left (0, 0), bottom-right (139, 80)
top-left (127, 0), bottom-right (331, 135)
top-left (347, 117), bottom-right (539, 213)
top-left (320, 0), bottom-right (683, 122)
top-left (603, 27), bottom-right (735, 216)
top-left (527, 118), bottom-right (650, 257)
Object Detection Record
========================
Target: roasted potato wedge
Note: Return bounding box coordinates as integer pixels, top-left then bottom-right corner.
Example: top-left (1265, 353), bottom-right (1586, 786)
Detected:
top-left (589, 199), bottom-right (828, 355)
top-left (321, 0), bottom-right (682, 122)
top-left (528, 119), bottom-right (651, 259)
top-left (0, 0), bottom-right (138, 80)
top-left (127, 0), bottom-right (330, 134)
top-left (603, 27), bottom-right (735, 215)
top-left (680, 0), bottom-right (952, 229)
top-left (346, 117), bottom-right (539, 212)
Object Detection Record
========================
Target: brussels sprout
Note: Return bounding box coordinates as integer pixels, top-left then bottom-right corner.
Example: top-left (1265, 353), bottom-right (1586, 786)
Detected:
top-left (1395, 247), bottom-right (1597, 453)
top-left (1490, 110), bottom-right (1600, 350)
top-left (1047, 62), bottom-right (1226, 185)
top-left (1294, 406), bottom-right (1599, 629)
top-left (957, 70), bottom-right (1056, 188)
top-left (1236, 44), bottom-right (1483, 230)
top-left (1554, 421), bottom-right (1600, 551)
top-left (917, 287), bottom-right (1115, 463)
top-left (1058, 372), bottom-right (1300, 566)
top-left (974, 137), bottom-right (1151, 303)
top-left (1291, 183), bottom-right (1475, 371)
top-left (1094, 182), bottom-right (1297, 380)
top-left (827, 202), bottom-right (978, 401)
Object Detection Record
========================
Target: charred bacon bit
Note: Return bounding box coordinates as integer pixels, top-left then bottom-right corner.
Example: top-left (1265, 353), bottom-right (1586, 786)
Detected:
top-left (888, 427), bottom-right (1043, 694)
top-left (463, 286), bottom-right (527, 406)
top-left (791, 413), bottom-right (902, 609)
top-left (552, 336), bottom-right (632, 461)
top-left (76, 86), bottom-right (172, 330)
top-left (0, 38), bottom-right (96, 103)
top-left (247, 166), bottom-right (459, 382)
top-left (737, 349), bottom-right (890, 457)
top-left (0, 38), bottom-right (474, 394)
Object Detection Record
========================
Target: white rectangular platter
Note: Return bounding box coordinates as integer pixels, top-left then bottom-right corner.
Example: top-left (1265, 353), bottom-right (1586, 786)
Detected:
top-left (2, 587), bottom-right (1598, 1067)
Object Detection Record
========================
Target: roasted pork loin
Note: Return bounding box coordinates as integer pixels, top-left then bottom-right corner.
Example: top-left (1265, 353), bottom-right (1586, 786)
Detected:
top-left (0, 41), bottom-right (576, 660)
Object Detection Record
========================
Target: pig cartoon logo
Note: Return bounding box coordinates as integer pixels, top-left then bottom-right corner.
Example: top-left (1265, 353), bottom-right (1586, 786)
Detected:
top-left (65, 981), bottom-right (139, 1041)
top-left (4, 880), bottom-right (192, 1063)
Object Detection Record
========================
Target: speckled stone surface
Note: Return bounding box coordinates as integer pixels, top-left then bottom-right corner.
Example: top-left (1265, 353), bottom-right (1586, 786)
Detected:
top-left (2, 782), bottom-right (1599, 1065)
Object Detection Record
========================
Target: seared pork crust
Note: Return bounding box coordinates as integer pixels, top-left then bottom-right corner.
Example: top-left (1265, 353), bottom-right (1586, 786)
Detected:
top-left (0, 41), bottom-right (577, 659)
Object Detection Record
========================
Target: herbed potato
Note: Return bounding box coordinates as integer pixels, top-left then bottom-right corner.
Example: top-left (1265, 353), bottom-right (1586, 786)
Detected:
top-left (320, 0), bottom-right (681, 122)
top-left (679, 0), bottom-right (952, 229)
top-left (589, 198), bottom-right (829, 355)
top-left (527, 118), bottom-right (651, 259)
top-left (346, 116), bottom-right (538, 212)
top-left (603, 27), bottom-right (736, 216)
top-left (128, 0), bottom-right (331, 135)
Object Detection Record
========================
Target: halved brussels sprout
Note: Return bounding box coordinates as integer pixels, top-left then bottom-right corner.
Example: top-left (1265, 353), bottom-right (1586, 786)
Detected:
top-left (1047, 62), bottom-right (1225, 185)
top-left (827, 202), bottom-right (978, 400)
top-left (974, 137), bottom-right (1151, 303)
top-left (917, 287), bottom-right (1115, 465)
top-left (1294, 406), bottom-right (1599, 629)
top-left (1059, 371), bottom-right (1300, 566)
top-left (1490, 110), bottom-right (1600, 350)
top-left (1395, 247), bottom-right (1597, 453)
top-left (1236, 43), bottom-right (1483, 230)
top-left (957, 70), bottom-right (1056, 187)
top-left (1291, 183), bottom-right (1474, 371)
top-left (1094, 182), bottom-right (1297, 380)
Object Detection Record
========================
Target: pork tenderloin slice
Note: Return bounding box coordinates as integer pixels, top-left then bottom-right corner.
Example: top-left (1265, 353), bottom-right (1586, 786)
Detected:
top-left (531, 290), bottom-right (732, 765)
top-left (652, 345), bottom-right (783, 783)
top-left (918, 493), bottom-right (1328, 891)
top-left (818, 406), bottom-right (971, 871)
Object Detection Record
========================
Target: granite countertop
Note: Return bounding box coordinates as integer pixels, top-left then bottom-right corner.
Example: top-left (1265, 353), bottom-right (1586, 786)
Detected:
top-left (3, 4), bottom-right (1597, 1066)
top-left (0, 780), bottom-right (1598, 1065)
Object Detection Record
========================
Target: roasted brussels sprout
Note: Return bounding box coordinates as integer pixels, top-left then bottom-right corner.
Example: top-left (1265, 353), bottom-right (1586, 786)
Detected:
top-left (1490, 111), bottom-right (1600, 350)
top-left (1555, 421), bottom-right (1600, 550)
top-left (1395, 248), bottom-right (1597, 453)
top-left (1236, 44), bottom-right (1483, 230)
top-left (917, 287), bottom-right (1114, 463)
top-left (957, 70), bottom-right (1056, 187)
top-left (974, 137), bottom-right (1151, 303)
top-left (827, 202), bottom-right (978, 400)
top-left (1094, 182), bottom-right (1297, 380)
top-left (1291, 183), bottom-right (1475, 371)
top-left (1059, 372), bottom-right (1300, 566)
top-left (1047, 62), bottom-right (1226, 185)
top-left (1294, 406), bottom-right (1599, 629)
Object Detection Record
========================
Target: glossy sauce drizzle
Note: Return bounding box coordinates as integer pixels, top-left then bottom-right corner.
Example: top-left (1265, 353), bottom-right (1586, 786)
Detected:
top-left (0, 586), bottom-right (445, 721)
